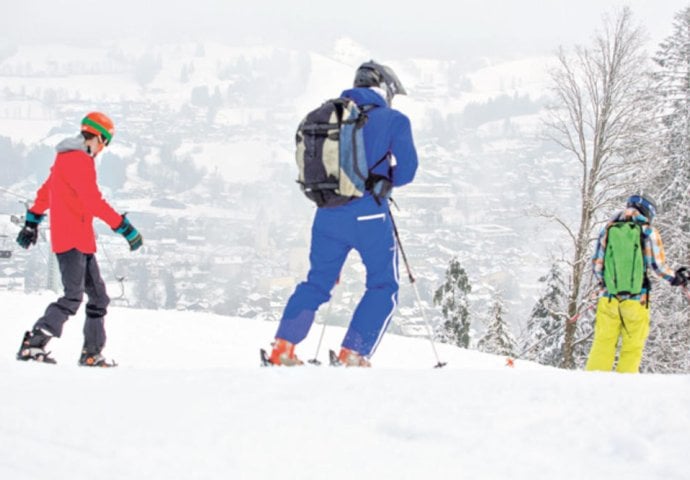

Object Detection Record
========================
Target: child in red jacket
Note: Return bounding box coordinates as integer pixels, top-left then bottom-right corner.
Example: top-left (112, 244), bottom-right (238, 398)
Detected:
top-left (16, 112), bottom-right (142, 367)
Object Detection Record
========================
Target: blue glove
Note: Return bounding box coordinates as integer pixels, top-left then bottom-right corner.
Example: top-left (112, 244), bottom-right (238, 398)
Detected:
top-left (113, 215), bottom-right (143, 251)
top-left (16, 211), bottom-right (44, 249)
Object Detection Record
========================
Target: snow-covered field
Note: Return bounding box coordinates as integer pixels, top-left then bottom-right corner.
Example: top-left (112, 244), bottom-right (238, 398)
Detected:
top-left (1, 291), bottom-right (689, 479)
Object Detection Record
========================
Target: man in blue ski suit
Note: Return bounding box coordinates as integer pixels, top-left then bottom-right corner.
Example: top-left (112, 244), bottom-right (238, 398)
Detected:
top-left (269, 61), bottom-right (418, 366)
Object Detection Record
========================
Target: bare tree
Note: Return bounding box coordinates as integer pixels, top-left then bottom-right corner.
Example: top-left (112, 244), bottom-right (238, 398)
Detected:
top-left (543, 7), bottom-right (655, 368)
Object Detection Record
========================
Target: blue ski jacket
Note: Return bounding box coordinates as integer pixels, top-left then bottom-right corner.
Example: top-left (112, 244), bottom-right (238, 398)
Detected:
top-left (340, 87), bottom-right (418, 193)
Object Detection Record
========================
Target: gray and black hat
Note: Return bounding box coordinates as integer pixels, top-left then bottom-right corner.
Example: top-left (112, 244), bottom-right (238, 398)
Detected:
top-left (353, 60), bottom-right (407, 104)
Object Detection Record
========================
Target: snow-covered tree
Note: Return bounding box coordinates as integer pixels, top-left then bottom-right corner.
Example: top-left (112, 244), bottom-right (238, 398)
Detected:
top-left (543, 7), bottom-right (655, 368)
top-left (522, 262), bottom-right (568, 366)
top-left (641, 5), bottom-right (690, 373)
top-left (478, 294), bottom-right (517, 357)
top-left (433, 257), bottom-right (471, 348)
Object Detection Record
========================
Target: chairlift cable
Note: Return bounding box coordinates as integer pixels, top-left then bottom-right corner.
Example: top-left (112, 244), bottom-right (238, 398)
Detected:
top-left (0, 186), bottom-right (30, 203)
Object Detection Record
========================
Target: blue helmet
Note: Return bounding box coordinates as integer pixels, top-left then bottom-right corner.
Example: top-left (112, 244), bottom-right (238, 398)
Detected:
top-left (626, 194), bottom-right (657, 221)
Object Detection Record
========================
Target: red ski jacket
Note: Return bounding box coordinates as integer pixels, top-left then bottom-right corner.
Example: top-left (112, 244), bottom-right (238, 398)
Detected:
top-left (30, 137), bottom-right (122, 254)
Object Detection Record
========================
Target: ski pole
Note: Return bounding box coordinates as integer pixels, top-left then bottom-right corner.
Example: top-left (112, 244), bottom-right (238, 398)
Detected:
top-left (568, 303), bottom-right (596, 323)
top-left (519, 324), bottom-right (565, 357)
top-left (308, 277), bottom-right (339, 365)
top-left (519, 301), bottom-right (595, 357)
top-left (388, 205), bottom-right (446, 368)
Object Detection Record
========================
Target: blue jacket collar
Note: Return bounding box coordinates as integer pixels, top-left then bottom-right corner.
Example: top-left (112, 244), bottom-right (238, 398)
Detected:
top-left (341, 87), bottom-right (388, 108)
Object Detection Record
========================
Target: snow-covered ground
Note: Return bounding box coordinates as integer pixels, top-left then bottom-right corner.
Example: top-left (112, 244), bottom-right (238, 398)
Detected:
top-left (1, 291), bottom-right (689, 480)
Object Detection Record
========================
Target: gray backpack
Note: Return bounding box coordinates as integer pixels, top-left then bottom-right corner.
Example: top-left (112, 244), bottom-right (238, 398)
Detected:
top-left (295, 98), bottom-right (371, 208)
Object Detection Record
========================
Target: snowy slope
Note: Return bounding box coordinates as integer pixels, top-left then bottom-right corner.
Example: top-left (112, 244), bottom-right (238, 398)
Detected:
top-left (1, 291), bottom-right (689, 480)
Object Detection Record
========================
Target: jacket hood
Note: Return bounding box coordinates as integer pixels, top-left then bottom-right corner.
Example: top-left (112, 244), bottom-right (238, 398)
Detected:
top-left (56, 135), bottom-right (88, 154)
top-left (341, 87), bottom-right (388, 108)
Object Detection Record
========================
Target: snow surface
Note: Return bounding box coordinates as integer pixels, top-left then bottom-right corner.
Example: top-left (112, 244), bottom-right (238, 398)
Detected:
top-left (2, 291), bottom-right (690, 480)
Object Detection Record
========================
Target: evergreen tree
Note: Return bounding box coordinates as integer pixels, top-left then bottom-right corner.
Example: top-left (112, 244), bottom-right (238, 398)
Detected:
top-left (651, 6), bottom-right (690, 262)
top-left (642, 6), bottom-right (690, 373)
top-left (478, 293), bottom-right (517, 357)
top-left (433, 257), bottom-right (471, 348)
top-left (522, 263), bottom-right (568, 366)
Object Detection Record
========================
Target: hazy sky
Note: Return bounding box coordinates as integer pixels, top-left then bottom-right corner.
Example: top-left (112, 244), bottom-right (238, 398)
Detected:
top-left (2, 0), bottom-right (688, 58)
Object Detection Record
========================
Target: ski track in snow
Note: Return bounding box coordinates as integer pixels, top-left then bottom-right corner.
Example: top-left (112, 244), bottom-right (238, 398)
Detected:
top-left (1, 291), bottom-right (689, 480)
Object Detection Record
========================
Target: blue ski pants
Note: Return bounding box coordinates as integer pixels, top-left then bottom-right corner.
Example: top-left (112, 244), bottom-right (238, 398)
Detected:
top-left (276, 196), bottom-right (399, 357)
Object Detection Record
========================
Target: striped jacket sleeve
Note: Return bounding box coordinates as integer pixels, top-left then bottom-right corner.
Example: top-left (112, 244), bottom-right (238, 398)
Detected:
top-left (643, 226), bottom-right (675, 283)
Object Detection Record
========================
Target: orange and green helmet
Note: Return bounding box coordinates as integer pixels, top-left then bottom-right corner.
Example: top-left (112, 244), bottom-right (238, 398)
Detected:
top-left (81, 112), bottom-right (115, 146)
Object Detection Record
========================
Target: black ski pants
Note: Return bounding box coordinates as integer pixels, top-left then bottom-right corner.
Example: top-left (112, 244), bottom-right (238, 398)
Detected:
top-left (34, 249), bottom-right (110, 352)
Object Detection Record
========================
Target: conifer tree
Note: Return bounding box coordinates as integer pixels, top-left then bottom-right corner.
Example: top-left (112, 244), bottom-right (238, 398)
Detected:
top-left (641, 6), bottom-right (690, 373)
top-left (478, 294), bottom-right (517, 357)
top-left (522, 263), bottom-right (568, 366)
top-left (433, 257), bottom-right (471, 348)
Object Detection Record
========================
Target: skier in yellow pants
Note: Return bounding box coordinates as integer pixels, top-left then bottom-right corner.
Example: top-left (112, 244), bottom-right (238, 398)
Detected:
top-left (586, 298), bottom-right (650, 373)
top-left (586, 194), bottom-right (688, 373)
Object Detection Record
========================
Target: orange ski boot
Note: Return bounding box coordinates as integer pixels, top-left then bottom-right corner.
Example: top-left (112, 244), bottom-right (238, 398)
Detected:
top-left (337, 347), bottom-right (371, 367)
top-left (269, 338), bottom-right (304, 366)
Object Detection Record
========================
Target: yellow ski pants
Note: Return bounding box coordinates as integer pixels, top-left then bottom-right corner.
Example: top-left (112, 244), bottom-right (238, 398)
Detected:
top-left (585, 297), bottom-right (650, 373)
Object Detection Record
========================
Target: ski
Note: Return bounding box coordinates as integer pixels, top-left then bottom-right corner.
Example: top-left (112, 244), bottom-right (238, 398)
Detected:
top-left (260, 348), bottom-right (323, 367)
top-left (16, 351), bottom-right (57, 364)
top-left (17, 354), bottom-right (117, 367)
top-left (260, 348), bottom-right (272, 367)
top-left (81, 360), bottom-right (118, 368)
top-left (78, 353), bottom-right (118, 368)
top-left (328, 349), bottom-right (342, 367)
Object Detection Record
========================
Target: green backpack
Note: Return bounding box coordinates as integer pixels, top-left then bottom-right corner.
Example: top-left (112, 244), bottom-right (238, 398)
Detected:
top-left (603, 222), bottom-right (646, 296)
